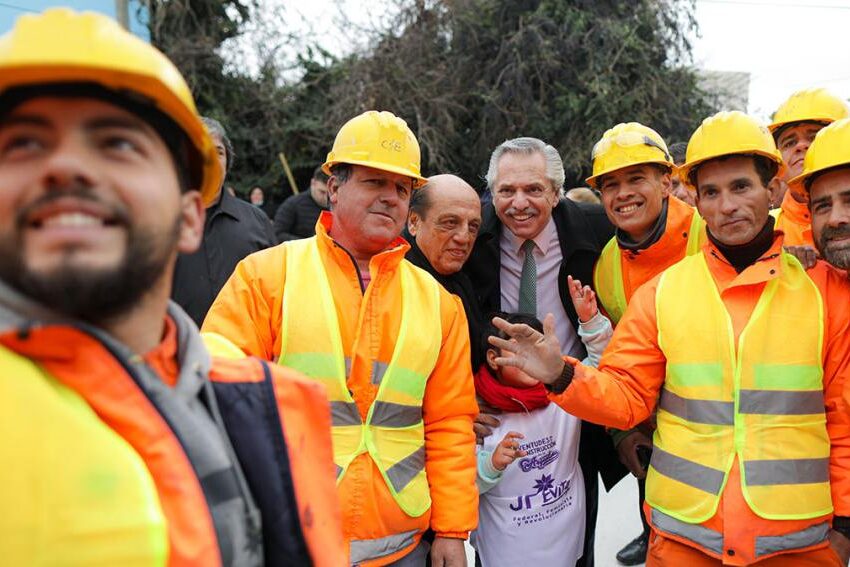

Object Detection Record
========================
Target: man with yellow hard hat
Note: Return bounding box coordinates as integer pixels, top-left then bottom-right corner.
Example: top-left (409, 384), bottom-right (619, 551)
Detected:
top-left (790, 118), bottom-right (850, 276)
top-left (586, 122), bottom-right (705, 566)
top-left (0, 9), bottom-right (347, 566)
top-left (203, 110), bottom-right (479, 566)
top-left (769, 88), bottom-right (850, 247)
top-left (489, 111), bottom-right (850, 566)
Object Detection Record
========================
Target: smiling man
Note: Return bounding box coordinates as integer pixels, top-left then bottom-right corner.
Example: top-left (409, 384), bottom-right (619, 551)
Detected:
top-left (791, 118), bottom-right (850, 274)
top-left (463, 137), bottom-right (621, 567)
top-left (586, 122), bottom-right (705, 566)
top-left (405, 174), bottom-right (485, 368)
top-left (203, 111), bottom-right (478, 566)
top-left (0, 8), bottom-right (346, 567)
top-left (769, 88), bottom-right (849, 247)
top-left (491, 111), bottom-right (850, 566)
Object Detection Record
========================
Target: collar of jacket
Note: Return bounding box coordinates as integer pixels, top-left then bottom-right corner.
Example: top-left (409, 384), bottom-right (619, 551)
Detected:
top-left (210, 186), bottom-right (243, 221)
top-left (0, 278), bottom-right (210, 397)
top-left (315, 210), bottom-right (411, 271)
top-left (478, 199), bottom-right (603, 258)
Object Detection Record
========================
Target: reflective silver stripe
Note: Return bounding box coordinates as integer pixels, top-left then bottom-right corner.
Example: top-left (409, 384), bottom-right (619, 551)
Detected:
top-left (350, 529), bottom-right (419, 563)
top-left (651, 447), bottom-right (725, 495)
top-left (386, 446), bottom-right (426, 493)
top-left (371, 401), bottom-right (422, 428)
top-left (372, 361), bottom-right (389, 385)
top-left (651, 509), bottom-right (723, 555)
top-left (755, 522), bottom-right (829, 557)
top-left (739, 390), bottom-right (824, 415)
top-left (744, 458), bottom-right (829, 486)
top-left (659, 389), bottom-right (734, 425)
top-left (330, 401), bottom-right (361, 426)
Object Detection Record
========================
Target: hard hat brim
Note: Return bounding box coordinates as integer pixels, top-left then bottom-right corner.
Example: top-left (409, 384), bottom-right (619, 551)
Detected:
top-left (585, 159), bottom-right (676, 189)
top-left (322, 158), bottom-right (429, 189)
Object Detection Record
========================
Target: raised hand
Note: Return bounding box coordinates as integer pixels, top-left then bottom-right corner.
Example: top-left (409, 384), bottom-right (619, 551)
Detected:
top-left (489, 313), bottom-right (565, 385)
top-left (568, 275), bottom-right (598, 323)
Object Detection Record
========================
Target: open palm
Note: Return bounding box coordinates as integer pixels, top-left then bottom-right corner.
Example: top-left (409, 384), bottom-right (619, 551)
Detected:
top-left (488, 313), bottom-right (565, 384)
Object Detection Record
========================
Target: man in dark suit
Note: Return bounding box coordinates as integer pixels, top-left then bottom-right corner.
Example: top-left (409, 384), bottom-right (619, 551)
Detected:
top-left (464, 137), bottom-right (625, 567)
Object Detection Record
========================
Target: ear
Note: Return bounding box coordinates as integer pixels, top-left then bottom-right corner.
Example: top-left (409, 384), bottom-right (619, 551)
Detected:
top-left (408, 210), bottom-right (421, 236)
top-left (327, 176), bottom-right (341, 207)
top-left (659, 171), bottom-right (672, 198)
top-left (177, 191), bottom-right (205, 254)
top-left (485, 347), bottom-right (499, 372)
top-left (767, 177), bottom-right (783, 208)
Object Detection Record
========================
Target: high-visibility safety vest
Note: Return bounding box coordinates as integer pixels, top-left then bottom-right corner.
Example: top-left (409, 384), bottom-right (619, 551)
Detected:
top-left (279, 237), bottom-right (442, 518)
top-left (594, 211), bottom-right (704, 324)
top-left (0, 345), bottom-right (168, 566)
top-left (648, 251), bottom-right (830, 524)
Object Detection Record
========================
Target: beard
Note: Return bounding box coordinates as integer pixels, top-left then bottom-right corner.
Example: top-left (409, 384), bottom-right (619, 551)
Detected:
top-left (816, 224), bottom-right (850, 270)
top-left (0, 196), bottom-right (181, 326)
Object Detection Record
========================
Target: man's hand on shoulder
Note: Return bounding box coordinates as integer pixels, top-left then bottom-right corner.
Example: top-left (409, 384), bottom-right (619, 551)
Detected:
top-left (430, 537), bottom-right (467, 567)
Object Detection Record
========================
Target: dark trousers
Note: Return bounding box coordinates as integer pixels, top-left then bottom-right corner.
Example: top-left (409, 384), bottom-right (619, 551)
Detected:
top-left (638, 477), bottom-right (650, 535)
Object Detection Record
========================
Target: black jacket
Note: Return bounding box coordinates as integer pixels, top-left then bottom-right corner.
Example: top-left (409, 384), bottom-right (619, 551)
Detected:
top-left (403, 229), bottom-right (487, 370)
top-left (173, 189), bottom-right (276, 326)
top-left (463, 199), bottom-right (628, 490)
top-left (273, 191), bottom-right (328, 243)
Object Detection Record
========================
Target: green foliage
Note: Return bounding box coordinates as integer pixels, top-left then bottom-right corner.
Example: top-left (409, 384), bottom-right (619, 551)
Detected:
top-left (149, 0), bottom-right (717, 197)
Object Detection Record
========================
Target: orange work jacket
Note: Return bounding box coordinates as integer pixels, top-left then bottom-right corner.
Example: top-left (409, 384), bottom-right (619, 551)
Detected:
top-left (775, 189), bottom-right (814, 247)
top-left (595, 195), bottom-right (702, 320)
top-left (203, 213), bottom-right (479, 565)
top-left (551, 235), bottom-right (850, 565)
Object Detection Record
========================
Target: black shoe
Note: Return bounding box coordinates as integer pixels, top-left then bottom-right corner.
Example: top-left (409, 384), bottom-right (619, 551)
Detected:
top-left (615, 533), bottom-right (648, 566)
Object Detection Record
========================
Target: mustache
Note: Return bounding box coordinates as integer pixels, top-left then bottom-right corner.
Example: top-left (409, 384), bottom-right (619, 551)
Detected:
top-left (820, 224), bottom-right (850, 243)
top-left (506, 207), bottom-right (536, 216)
top-left (16, 186), bottom-right (131, 229)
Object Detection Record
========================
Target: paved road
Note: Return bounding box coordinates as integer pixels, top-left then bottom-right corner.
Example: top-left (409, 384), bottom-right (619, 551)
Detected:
top-left (465, 473), bottom-right (644, 566)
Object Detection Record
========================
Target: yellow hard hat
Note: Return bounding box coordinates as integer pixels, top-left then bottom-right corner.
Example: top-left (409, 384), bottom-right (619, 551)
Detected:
top-left (585, 122), bottom-right (674, 188)
top-left (0, 8), bottom-right (221, 205)
top-left (788, 118), bottom-right (850, 196)
top-left (679, 111), bottom-right (785, 191)
top-left (322, 110), bottom-right (428, 188)
top-left (769, 88), bottom-right (850, 135)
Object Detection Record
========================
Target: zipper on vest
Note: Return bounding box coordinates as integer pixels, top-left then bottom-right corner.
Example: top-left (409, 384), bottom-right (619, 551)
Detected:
top-left (333, 241), bottom-right (366, 294)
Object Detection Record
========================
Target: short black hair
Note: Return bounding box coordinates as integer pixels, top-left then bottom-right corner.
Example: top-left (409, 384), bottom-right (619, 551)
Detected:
top-left (312, 165), bottom-right (330, 183)
top-left (330, 163), bottom-right (353, 184)
top-left (689, 154), bottom-right (779, 191)
top-left (481, 312), bottom-right (544, 359)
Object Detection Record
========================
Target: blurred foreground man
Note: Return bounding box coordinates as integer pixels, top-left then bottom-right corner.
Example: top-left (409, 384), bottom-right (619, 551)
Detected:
top-left (0, 9), bottom-right (345, 566)
top-left (405, 174), bottom-right (485, 368)
top-left (769, 88), bottom-right (849, 247)
top-left (587, 122), bottom-right (705, 566)
top-left (204, 111), bottom-right (478, 566)
top-left (491, 112), bottom-right (850, 566)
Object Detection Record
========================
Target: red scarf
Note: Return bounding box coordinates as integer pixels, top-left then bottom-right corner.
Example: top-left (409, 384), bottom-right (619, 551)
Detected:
top-left (474, 364), bottom-right (550, 413)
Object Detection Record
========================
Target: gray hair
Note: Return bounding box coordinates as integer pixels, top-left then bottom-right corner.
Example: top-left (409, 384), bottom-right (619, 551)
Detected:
top-left (201, 116), bottom-right (233, 172)
top-left (485, 137), bottom-right (565, 197)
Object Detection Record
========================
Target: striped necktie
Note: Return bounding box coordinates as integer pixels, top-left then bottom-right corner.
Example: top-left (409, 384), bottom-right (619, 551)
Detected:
top-left (518, 239), bottom-right (537, 315)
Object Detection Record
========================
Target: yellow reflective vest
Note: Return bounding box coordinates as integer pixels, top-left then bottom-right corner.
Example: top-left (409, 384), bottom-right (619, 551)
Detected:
top-left (0, 346), bottom-right (168, 566)
top-left (648, 251), bottom-right (831, 523)
top-left (278, 237), bottom-right (442, 517)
